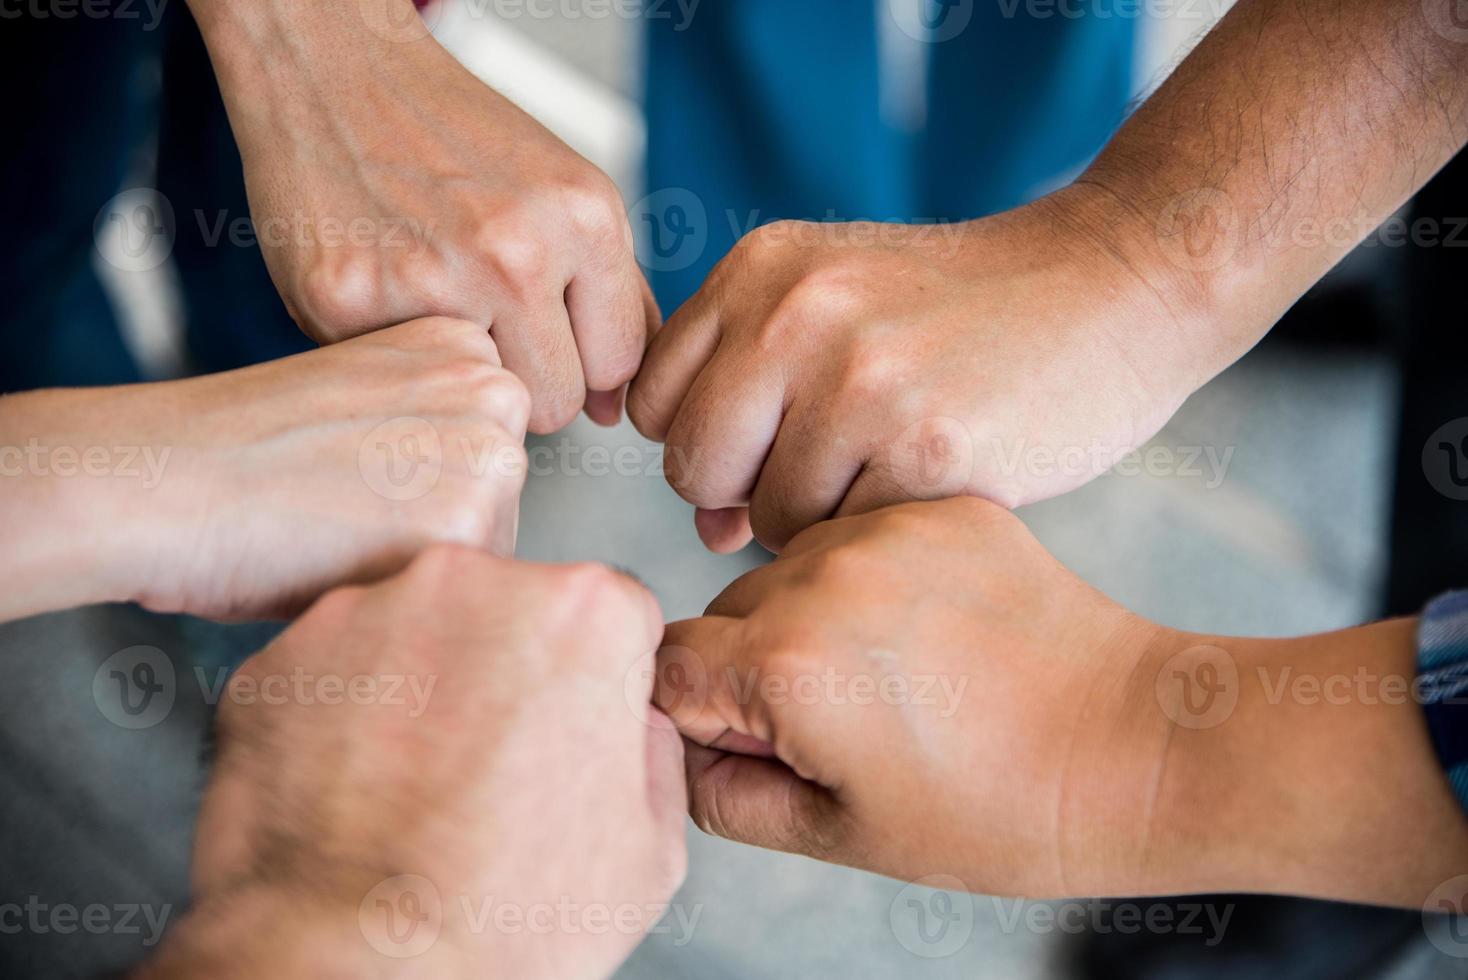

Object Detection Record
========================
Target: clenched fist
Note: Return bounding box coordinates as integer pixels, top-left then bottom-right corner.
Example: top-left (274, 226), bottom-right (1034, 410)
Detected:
top-left (190, 0), bottom-right (657, 432)
top-left (1, 317), bottom-right (530, 621)
top-left (627, 186), bottom-right (1200, 553)
top-left (141, 549), bottom-right (687, 978)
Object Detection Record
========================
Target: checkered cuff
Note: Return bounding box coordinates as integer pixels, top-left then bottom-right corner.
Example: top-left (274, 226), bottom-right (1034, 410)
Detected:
top-left (1419, 591), bottom-right (1468, 816)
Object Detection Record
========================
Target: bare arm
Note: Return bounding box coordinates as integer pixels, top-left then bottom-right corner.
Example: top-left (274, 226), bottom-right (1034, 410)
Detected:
top-left (1085, 0), bottom-right (1468, 389)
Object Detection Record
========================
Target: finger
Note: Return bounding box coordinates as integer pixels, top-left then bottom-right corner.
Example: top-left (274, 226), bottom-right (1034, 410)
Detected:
top-left (626, 283), bottom-right (720, 442)
top-left (492, 297), bottom-right (586, 435)
top-left (584, 386), bottom-right (626, 427)
top-left (702, 561), bottom-right (784, 619)
top-left (565, 255), bottom-right (645, 394)
top-left (657, 615), bottom-right (770, 746)
top-left (683, 741), bottom-right (845, 860)
top-left (663, 346), bottom-right (783, 510)
top-left (693, 506), bottom-right (755, 554)
top-left (746, 399), bottom-right (867, 553)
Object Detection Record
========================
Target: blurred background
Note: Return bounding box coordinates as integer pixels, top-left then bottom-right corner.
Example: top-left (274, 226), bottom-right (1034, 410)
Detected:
top-left (2, 0), bottom-right (1466, 977)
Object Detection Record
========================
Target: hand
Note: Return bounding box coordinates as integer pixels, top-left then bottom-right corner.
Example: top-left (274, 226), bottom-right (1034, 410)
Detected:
top-left (654, 498), bottom-right (1468, 906)
top-left (192, 0), bottom-right (656, 432)
top-left (626, 186), bottom-right (1201, 553)
top-left (0, 317), bottom-right (529, 621)
top-left (140, 549), bottom-right (686, 979)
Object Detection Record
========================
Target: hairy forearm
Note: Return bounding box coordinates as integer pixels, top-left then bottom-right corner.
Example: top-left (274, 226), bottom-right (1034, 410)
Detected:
top-left (1080, 0), bottom-right (1468, 392)
top-left (1141, 619), bottom-right (1468, 906)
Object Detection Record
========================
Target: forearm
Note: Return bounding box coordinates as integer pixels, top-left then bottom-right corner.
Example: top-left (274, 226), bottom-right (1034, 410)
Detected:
top-left (184, 0), bottom-right (434, 138)
top-left (1078, 0), bottom-right (1468, 392)
top-left (0, 389), bottom-right (171, 622)
top-left (1143, 619), bottom-right (1468, 906)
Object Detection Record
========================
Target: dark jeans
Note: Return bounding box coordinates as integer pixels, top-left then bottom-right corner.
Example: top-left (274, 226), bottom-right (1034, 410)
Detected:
top-left (0, 3), bottom-right (308, 395)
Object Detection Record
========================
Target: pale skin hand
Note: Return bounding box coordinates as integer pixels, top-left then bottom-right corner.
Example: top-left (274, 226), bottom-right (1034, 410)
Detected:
top-left (655, 497), bottom-right (1468, 907)
top-left (186, 0), bottom-right (658, 432)
top-left (0, 317), bottom-right (530, 622)
top-left (135, 548), bottom-right (688, 979)
top-left (628, 0), bottom-right (1468, 554)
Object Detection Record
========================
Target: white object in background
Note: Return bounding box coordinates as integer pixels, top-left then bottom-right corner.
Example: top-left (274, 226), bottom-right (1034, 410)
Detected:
top-left (431, 1), bottom-right (646, 195)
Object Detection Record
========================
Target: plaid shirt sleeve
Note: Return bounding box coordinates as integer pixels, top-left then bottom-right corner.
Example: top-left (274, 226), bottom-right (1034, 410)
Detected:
top-left (1418, 591), bottom-right (1468, 815)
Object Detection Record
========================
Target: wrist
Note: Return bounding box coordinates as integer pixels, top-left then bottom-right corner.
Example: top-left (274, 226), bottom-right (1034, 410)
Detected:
top-left (0, 389), bottom-right (174, 620)
top-left (993, 182), bottom-right (1217, 442)
top-left (1141, 620), bottom-right (1468, 905)
top-left (135, 875), bottom-right (473, 980)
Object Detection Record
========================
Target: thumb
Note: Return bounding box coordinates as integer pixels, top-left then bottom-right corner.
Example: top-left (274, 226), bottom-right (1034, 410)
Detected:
top-left (683, 741), bottom-right (848, 861)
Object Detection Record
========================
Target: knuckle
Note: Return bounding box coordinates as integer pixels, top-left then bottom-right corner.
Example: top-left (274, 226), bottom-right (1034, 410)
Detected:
top-left (475, 221), bottom-right (553, 290)
top-left (527, 387), bottom-right (583, 436)
top-left (559, 171), bottom-right (627, 241)
top-left (404, 540), bottom-right (485, 585)
top-left (551, 561), bottom-right (642, 621)
top-left (466, 369), bottom-right (533, 433)
top-left (297, 255), bottom-right (379, 330)
top-left (833, 338), bottom-right (899, 401)
top-left (752, 267), bottom-right (866, 351)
